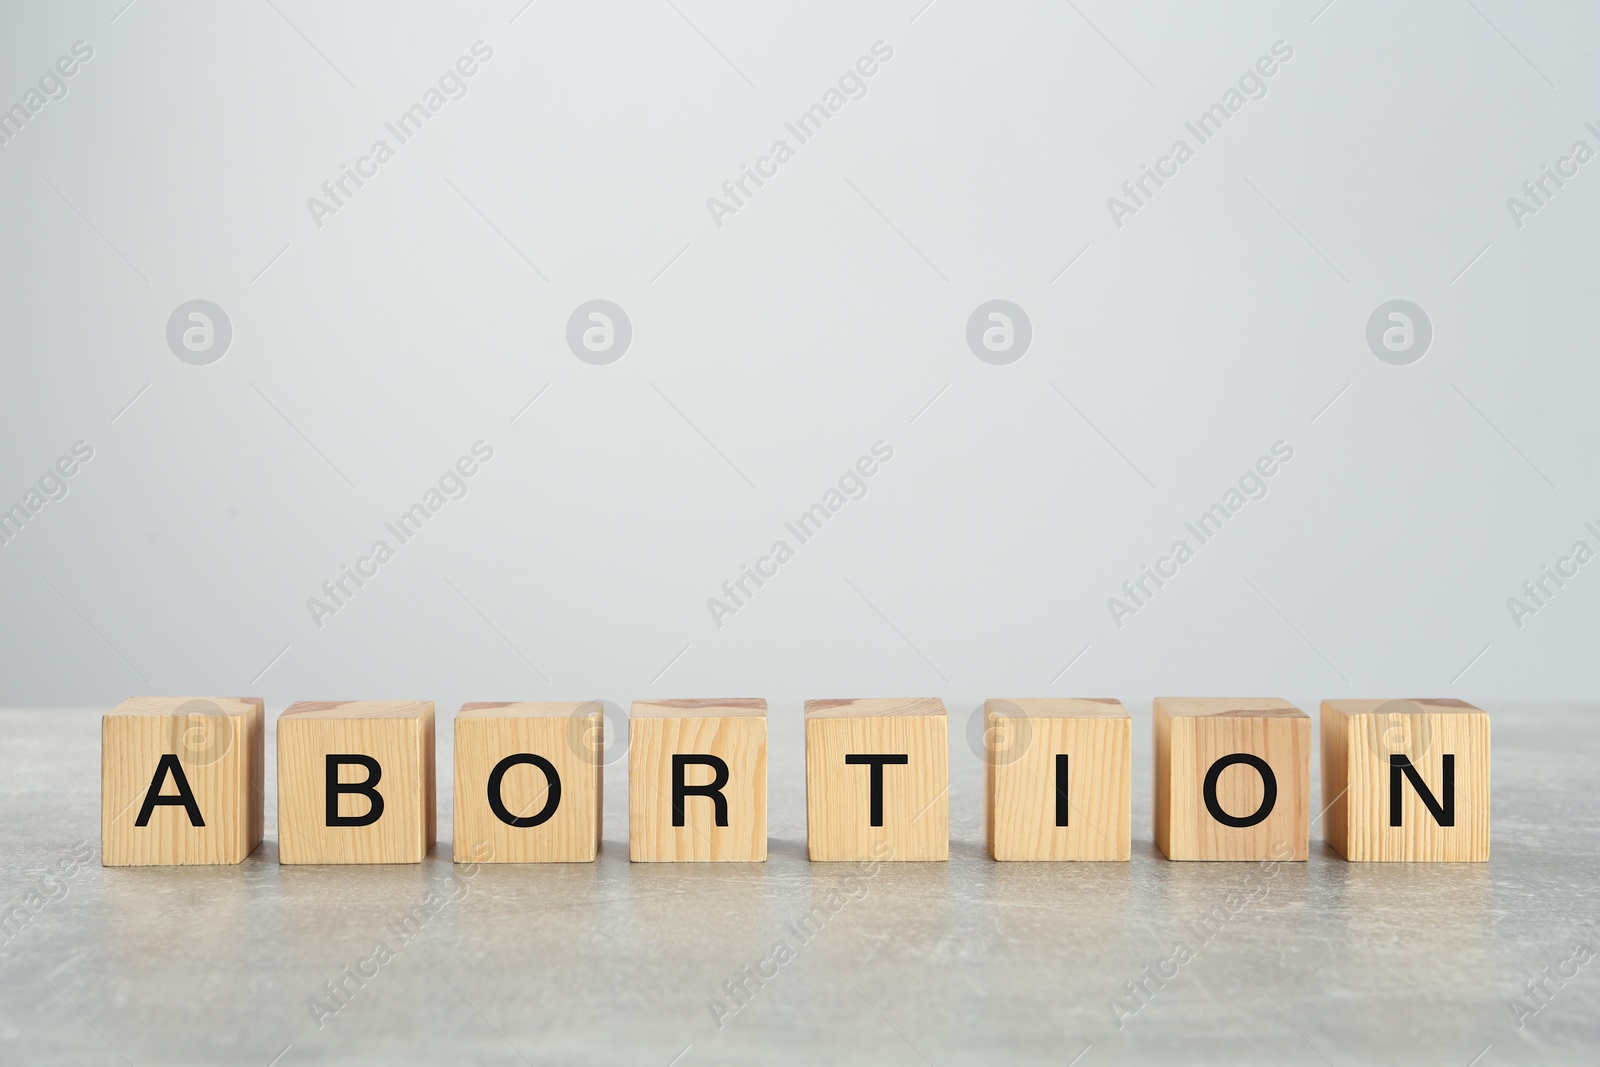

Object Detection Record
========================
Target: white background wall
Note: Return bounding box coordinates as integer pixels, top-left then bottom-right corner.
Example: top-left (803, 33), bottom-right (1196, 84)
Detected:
top-left (1, 1), bottom-right (1596, 726)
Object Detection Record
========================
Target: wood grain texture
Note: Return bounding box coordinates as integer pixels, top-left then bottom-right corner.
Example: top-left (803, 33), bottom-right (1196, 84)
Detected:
top-left (1322, 698), bottom-right (1490, 861)
top-left (628, 699), bottom-right (767, 862)
top-left (277, 700), bottom-right (435, 864)
top-left (985, 698), bottom-right (1130, 861)
top-left (454, 702), bottom-right (602, 863)
top-left (101, 696), bottom-right (264, 866)
top-left (1154, 697), bottom-right (1309, 861)
top-left (805, 697), bottom-right (948, 861)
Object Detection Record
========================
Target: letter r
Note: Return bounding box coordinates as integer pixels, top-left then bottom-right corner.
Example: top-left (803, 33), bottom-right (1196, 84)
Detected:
top-left (673, 754), bottom-right (730, 827)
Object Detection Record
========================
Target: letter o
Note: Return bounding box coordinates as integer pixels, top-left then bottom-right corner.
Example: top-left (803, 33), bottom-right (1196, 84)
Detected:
top-left (1202, 753), bottom-right (1277, 828)
top-left (487, 753), bottom-right (561, 828)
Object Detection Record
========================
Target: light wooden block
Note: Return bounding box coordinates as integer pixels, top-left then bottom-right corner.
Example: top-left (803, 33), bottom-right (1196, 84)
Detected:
top-left (1154, 697), bottom-right (1309, 861)
top-left (985, 698), bottom-right (1131, 861)
top-left (1322, 698), bottom-right (1490, 861)
top-left (805, 697), bottom-right (948, 861)
top-left (102, 697), bottom-right (264, 866)
top-left (629, 699), bottom-right (767, 862)
top-left (277, 700), bottom-right (435, 864)
top-left (454, 702), bottom-right (602, 863)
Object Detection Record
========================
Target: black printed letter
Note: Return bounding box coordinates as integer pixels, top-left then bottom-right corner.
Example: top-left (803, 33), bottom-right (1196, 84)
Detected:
top-left (1202, 753), bottom-right (1276, 828)
top-left (1055, 753), bottom-right (1070, 827)
top-left (326, 754), bottom-right (384, 827)
top-left (134, 754), bottom-right (204, 827)
top-left (487, 753), bottom-right (561, 827)
top-left (673, 754), bottom-right (729, 827)
top-left (844, 754), bottom-right (909, 827)
top-left (1390, 754), bottom-right (1454, 827)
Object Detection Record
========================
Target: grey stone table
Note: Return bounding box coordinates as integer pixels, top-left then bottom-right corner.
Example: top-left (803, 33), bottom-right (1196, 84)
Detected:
top-left (1, 704), bottom-right (1596, 1066)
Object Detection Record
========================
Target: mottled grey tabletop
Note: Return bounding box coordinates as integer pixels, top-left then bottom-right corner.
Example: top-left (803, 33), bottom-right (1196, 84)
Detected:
top-left (1, 704), bottom-right (1596, 1066)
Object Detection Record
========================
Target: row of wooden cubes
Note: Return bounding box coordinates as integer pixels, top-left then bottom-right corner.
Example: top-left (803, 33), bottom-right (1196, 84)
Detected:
top-left (102, 696), bottom-right (1489, 865)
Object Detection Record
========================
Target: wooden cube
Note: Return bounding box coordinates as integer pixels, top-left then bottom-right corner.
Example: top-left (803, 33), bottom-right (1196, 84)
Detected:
top-left (102, 697), bottom-right (264, 866)
top-left (985, 698), bottom-right (1130, 861)
top-left (1154, 697), bottom-right (1310, 861)
top-left (1322, 698), bottom-right (1490, 861)
top-left (277, 700), bottom-right (435, 864)
top-left (454, 702), bottom-right (602, 863)
top-left (629, 699), bottom-right (767, 862)
top-left (805, 697), bottom-right (948, 861)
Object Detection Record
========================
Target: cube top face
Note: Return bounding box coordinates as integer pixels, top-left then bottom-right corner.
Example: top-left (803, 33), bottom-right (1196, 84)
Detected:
top-left (805, 697), bottom-right (948, 861)
top-left (454, 704), bottom-right (601, 863)
top-left (1322, 699), bottom-right (1489, 862)
top-left (277, 700), bottom-right (436, 864)
top-left (459, 700), bottom-right (601, 720)
top-left (282, 699), bottom-right (431, 720)
top-left (103, 696), bottom-right (265, 866)
top-left (632, 698), bottom-right (767, 718)
top-left (987, 697), bottom-right (1129, 721)
top-left (1323, 697), bottom-right (1480, 717)
top-left (985, 699), bottom-right (1130, 861)
top-left (804, 696), bottom-right (941, 719)
top-left (629, 702), bottom-right (767, 862)
top-left (1155, 697), bottom-right (1310, 861)
top-left (1156, 696), bottom-right (1302, 719)
top-left (108, 695), bottom-right (262, 720)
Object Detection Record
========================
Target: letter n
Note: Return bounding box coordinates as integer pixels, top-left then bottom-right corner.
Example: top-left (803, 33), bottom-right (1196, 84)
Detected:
top-left (1390, 754), bottom-right (1454, 827)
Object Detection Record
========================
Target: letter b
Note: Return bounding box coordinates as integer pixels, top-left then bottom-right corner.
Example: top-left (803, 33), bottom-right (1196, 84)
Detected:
top-left (326, 754), bottom-right (384, 827)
